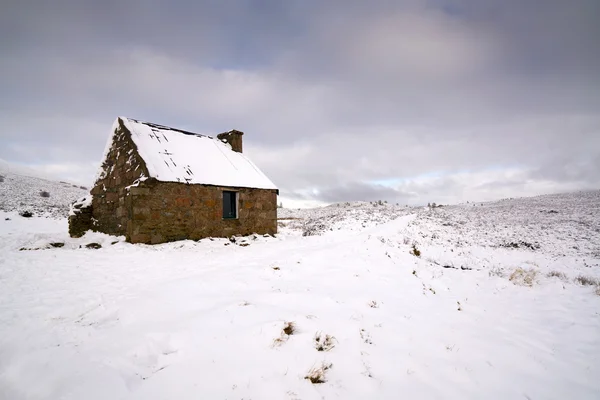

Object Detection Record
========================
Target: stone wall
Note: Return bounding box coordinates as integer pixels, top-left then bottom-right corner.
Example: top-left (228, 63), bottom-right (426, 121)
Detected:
top-left (89, 119), bottom-right (148, 237)
top-left (68, 197), bottom-right (93, 238)
top-left (127, 179), bottom-right (278, 244)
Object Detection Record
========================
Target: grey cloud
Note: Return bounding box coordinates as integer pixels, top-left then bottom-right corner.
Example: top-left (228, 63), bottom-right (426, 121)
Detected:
top-left (0, 0), bottom-right (598, 203)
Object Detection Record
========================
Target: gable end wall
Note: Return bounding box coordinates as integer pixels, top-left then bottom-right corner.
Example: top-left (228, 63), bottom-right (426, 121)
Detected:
top-left (90, 119), bottom-right (149, 236)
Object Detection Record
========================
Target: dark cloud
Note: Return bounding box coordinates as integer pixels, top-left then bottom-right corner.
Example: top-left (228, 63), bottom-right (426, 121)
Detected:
top-left (0, 0), bottom-right (598, 206)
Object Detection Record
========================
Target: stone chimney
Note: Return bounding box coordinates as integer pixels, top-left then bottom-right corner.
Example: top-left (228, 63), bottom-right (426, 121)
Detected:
top-left (217, 130), bottom-right (244, 153)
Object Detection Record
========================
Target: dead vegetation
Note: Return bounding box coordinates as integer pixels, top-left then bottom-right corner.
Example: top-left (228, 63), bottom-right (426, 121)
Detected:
top-left (500, 241), bottom-right (540, 250)
top-left (367, 300), bottom-right (379, 308)
top-left (410, 244), bottom-right (421, 257)
top-left (272, 321), bottom-right (297, 347)
top-left (283, 321), bottom-right (296, 336)
top-left (547, 271), bottom-right (569, 281)
top-left (509, 267), bottom-right (538, 287)
top-left (313, 332), bottom-right (336, 352)
top-left (574, 275), bottom-right (600, 286)
top-left (304, 362), bottom-right (332, 384)
top-left (489, 267), bottom-right (505, 277)
top-left (19, 210), bottom-right (33, 218)
top-left (359, 328), bottom-right (373, 344)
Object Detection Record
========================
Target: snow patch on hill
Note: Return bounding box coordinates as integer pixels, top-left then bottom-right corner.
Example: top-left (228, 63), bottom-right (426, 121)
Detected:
top-left (0, 170), bottom-right (88, 218)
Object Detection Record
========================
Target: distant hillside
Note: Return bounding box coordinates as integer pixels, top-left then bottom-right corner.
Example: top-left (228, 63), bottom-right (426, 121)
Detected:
top-left (0, 171), bottom-right (88, 218)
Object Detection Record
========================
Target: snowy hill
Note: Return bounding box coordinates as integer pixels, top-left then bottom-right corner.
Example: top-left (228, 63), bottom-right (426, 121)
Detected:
top-left (279, 201), bottom-right (417, 236)
top-left (1, 190), bottom-right (599, 399)
top-left (0, 169), bottom-right (88, 218)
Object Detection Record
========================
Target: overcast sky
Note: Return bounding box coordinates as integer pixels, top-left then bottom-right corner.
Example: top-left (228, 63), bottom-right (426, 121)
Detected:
top-left (1, 0), bottom-right (599, 207)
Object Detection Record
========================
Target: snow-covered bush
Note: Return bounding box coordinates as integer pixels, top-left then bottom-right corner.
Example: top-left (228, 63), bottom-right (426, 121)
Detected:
top-left (509, 267), bottom-right (538, 287)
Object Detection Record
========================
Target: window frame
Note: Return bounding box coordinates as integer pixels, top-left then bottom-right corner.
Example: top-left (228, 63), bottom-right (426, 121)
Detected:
top-left (222, 190), bottom-right (238, 219)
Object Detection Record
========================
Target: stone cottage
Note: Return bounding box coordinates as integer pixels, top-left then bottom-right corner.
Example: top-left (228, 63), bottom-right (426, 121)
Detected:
top-left (69, 117), bottom-right (278, 244)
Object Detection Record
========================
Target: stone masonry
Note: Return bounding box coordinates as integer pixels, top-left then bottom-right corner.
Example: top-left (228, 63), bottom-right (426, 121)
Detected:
top-left (89, 119), bottom-right (148, 237)
top-left (127, 179), bottom-right (277, 244)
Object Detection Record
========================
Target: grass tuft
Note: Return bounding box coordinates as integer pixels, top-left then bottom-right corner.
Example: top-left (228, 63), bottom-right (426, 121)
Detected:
top-left (314, 332), bottom-right (336, 352)
top-left (547, 271), bottom-right (568, 281)
top-left (282, 321), bottom-right (296, 336)
top-left (304, 362), bottom-right (332, 384)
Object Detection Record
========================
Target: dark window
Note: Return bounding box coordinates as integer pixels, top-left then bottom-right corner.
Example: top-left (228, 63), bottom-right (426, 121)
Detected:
top-left (223, 191), bottom-right (237, 219)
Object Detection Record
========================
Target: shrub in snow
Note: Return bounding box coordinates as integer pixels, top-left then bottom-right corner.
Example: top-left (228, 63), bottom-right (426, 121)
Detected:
top-left (595, 286), bottom-right (600, 296)
top-left (282, 321), bottom-right (296, 336)
top-left (305, 362), bottom-right (332, 384)
top-left (547, 271), bottom-right (568, 281)
top-left (500, 241), bottom-right (540, 250)
top-left (574, 275), bottom-right (599, 286)
top-left (0, 175), bottom-right (4, 183)
top-left (40, 191), bottom-right (50, 198)
top-left (19, 210), bottom-right (33, 218)
top-left (509, 267), bottom-right (538, 287)
top-left (314, 332), bottom-right (336, 352)
top-left (302, 220), bottom-right (328, 237)
top-left (410, 244), bottom-right (421, 257)
top-left (272, 321), bottom-right (297, 347)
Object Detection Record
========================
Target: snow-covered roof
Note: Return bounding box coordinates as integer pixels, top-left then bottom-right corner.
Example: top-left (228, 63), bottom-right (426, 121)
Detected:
top-left (119, 117), bottom-right (277, 190)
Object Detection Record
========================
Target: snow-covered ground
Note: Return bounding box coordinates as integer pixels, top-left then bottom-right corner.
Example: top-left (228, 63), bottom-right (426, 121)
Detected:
top-left (0, 169), bottom-right (87, 218)
top-left (1, 187), bottom-right (599, 399)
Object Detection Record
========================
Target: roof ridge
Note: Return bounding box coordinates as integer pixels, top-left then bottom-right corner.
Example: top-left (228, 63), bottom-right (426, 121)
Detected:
top-left (124, 117), bottom-right (211, 138)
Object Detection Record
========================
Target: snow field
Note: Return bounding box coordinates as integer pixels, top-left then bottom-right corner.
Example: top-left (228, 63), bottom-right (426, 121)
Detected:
top-left (1, 194), bottom-right (599, 399)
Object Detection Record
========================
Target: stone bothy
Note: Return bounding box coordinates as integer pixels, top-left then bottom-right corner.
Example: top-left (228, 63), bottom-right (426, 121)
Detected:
top-left (69, 117), bottom-right (278, 244)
